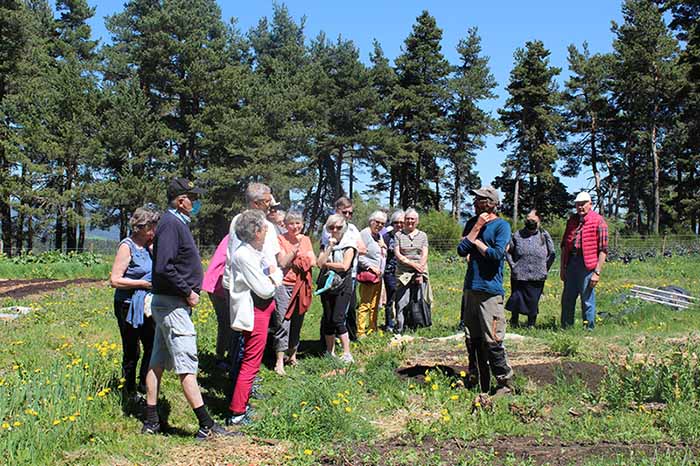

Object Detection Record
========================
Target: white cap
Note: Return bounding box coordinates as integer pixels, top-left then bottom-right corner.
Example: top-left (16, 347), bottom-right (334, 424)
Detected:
top-left (574, 191), bottom-right (592, 203)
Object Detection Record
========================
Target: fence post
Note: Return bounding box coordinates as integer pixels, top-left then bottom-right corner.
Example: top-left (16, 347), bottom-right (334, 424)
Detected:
top-left (662, 234), bottom-right (667, 256)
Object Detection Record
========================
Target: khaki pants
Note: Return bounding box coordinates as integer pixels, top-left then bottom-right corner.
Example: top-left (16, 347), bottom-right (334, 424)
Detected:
top-left (357, 281), bottom-right (381, 337)
top-left (463, 290), bottom-right (513, 387)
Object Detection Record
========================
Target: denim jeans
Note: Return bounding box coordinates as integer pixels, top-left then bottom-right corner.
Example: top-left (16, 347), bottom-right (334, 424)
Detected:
top-left (561, 255), bottom-right (596, 329)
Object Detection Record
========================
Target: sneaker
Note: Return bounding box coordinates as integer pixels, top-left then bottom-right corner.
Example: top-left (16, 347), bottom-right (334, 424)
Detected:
top-left (225, 410), bottom-right (253, 427)
top-left (195, 422), bottom-right (240, 440)
top-left (340, 353), bottom-right (354, 364)
top-left (141, 421), bottom-right (160, 435)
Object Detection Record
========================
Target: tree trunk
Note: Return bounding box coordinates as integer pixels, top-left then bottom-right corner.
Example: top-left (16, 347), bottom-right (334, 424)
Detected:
top-left (651, 124), bottom-right (660, 234)
top-left (451, 161), bottom-right (461, 219)
top-left (27, 215), bottom-right (33, 251)
top-left (389, 168), bottom-right (396, 208)
top-left (120, 209), bottom-right (128, 241)
top-left (77, 200), bottom-right (85, 252)
top-left (349, 150), bottom-right (354, 199)
top-left (55, 207), bottom-right (63, 251)
top-left (15, 210), bottom-right (24, 254)
top-left (512, 176), bottom-right (520, 230)
top-left (590, 115), bottom-right (603, 212)
top-left (336, 145), bottom-right (344, 198)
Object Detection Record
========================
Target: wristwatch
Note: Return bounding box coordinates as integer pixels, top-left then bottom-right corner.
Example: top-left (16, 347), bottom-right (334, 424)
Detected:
top-left (593, 269), bottom-right (601, 275)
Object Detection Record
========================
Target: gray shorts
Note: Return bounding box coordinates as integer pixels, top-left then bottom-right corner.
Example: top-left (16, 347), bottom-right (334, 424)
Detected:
top-left (149, 294), bottom-right (199, 375)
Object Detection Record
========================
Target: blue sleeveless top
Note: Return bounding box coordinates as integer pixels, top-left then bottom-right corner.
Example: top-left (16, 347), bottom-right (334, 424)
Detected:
top-left (114, 237), bottom-right (153, 302)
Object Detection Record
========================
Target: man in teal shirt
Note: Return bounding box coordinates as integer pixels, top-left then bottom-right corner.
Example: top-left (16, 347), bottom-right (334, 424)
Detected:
top-left (457, 186), bottom-right (513, 395)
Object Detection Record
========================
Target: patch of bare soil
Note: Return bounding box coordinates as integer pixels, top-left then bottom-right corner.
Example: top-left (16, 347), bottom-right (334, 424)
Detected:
top-left (321, 435), bottom-right (699, 465)
top-left (397, 353), bottom-right (606, 392)
top-left (0, 278), bottom-right (103, 299)
top-left (110, 436), bottom-right (290, 466)
top-left (516, 361), bottom-right (606, 392)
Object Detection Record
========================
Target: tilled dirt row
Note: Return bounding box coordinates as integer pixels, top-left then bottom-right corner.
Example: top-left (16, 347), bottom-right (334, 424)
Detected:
top-left (0, 278), bottom-right (104, 299)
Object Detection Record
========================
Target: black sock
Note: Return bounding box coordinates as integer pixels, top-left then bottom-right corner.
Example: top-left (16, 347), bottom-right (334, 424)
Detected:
top-left (146, 404), bottom-right (159, 424)
top-left (193, 404), bottom-right (214, 429)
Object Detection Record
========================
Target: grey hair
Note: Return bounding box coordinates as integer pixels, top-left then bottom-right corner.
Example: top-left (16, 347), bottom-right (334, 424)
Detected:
top-left (404, 208), bottom-right (419, 220)
top-left (168, 195), bottom-right (185, 209)
top-left (245, 182), bottom-right (271, 205)
top-left (390, 210), bottom-right (405, 223)
top-left (368, 210), bottom-right (387, 224)
top-left (325, 213), bottom-right (348, 236)
top-left (284, 210), bottom-right (303, 224)
top-left (235, 209), bottom-right (267, 244)
top-left (129, 207), bottom-right (161, 233)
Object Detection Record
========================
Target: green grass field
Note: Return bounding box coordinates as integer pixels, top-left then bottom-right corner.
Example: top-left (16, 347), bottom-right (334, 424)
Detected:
top-left (1, 254), bottom-right (700, 465)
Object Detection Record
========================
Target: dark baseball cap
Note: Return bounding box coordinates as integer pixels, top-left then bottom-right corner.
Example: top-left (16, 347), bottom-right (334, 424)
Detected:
top-left (167, 177), bottom-right (205, 201)
top-left (470, 186), bottom-right (500, 203)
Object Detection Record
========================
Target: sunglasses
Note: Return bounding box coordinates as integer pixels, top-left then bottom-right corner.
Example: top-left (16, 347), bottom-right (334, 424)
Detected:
top-left (341, 210), bottom-right (353, 217)
top-left (328, 225), bottom-right (343, 231)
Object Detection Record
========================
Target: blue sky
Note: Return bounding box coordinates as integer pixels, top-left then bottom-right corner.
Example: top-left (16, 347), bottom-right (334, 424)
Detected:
top-left (85, 0), bottom-right (625, 199)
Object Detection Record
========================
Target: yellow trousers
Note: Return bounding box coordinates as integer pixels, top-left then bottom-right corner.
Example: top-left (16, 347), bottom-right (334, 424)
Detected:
top-left (357, 281), bottom-right (382, 336)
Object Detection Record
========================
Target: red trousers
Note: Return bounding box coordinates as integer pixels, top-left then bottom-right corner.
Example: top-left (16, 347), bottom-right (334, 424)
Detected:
top-left (229, 299), bottom-right (274, 414)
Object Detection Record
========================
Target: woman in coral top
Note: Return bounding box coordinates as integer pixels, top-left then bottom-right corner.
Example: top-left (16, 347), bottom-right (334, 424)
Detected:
top-left (271, 211), bottom-right (316, 375)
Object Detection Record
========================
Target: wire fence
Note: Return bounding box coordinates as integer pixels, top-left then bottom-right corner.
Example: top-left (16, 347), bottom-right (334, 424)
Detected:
top-left (6, 234), bottom-right (700, 259)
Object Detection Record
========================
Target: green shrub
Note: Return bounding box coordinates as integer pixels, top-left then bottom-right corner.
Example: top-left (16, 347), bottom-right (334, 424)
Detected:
top-left (548, 333), bottom-right (581, 357)
top-left (419, 210), bottom-right (462, 252)
top-left (600, 346), bottom-right (700, 408)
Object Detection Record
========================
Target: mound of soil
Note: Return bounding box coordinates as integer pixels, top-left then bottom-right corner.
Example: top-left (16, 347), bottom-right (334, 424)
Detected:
top-left (396, 360), bottom-right (606, 392)
top-left (321, 435), bottom-right (699, 465)
top-left (0, 278), bottom-right (103, 299)
top-left (517, 361), bottom-right (606, 392)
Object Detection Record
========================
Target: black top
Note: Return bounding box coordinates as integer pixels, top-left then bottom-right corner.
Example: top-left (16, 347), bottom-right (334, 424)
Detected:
top-left (152, 210), bottom-right (203, 297)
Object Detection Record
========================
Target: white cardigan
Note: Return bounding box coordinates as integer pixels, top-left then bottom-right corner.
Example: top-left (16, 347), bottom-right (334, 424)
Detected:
top-left (228, 243), bottom-right (283, 332)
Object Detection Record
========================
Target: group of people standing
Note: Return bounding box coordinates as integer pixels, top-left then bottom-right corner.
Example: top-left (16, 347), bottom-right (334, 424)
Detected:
top-left (109, 178), bottom-right (438, 437)
top-left (109, 175), bottom-right (607, 436)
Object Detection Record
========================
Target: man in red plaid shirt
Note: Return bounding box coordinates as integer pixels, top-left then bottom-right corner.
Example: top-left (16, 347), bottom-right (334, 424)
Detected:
top-left (560, 192), bottom-right (608, 330)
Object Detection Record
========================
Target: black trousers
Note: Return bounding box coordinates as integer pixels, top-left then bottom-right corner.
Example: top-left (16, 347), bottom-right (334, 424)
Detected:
top-left (114, 299), bottom-right (155, 393)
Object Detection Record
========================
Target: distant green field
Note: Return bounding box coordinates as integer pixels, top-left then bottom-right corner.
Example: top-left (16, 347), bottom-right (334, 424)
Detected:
top-left (1, 254), bottom-right (699, 465)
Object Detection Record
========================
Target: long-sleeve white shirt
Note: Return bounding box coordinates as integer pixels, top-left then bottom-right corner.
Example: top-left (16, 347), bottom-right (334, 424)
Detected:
top-left (228, 243), bottom-right (283, 332)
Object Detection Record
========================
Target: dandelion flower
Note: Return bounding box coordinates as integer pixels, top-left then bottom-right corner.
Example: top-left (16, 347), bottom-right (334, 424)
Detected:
top-left (331, 399), bottom-right (340, 406)
top-left (344, 407), bottom-right (352, 413)
top-left (13, 421), bottom-right (21, 427)
top-left (450, 395), bottom-right (459, 401)
top-left (424, 375), bottom-right (432, 383)
top-left (460, 371), bottom-right (466, 378)
top-left (431, 383), bottom-right (439, 391)
top-left (1, 422), bottom-right (10, 430)
top-left (52, 420), bottom-right (61, 426)
top-left (304, 449), bottom-right (313, 455)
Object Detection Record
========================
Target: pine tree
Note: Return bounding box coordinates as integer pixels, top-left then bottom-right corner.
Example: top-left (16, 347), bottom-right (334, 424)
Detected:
top-left (562, 44), bottom-right (616, 213)
top-left (496, 40), bottom-right (566, 224)
top-left (611, 0), bottom-right (682, 233)
top-left (393, 11), bottom-right (450, 209)
top-left (445, 27), bottom-right (498, 218)
top-left (366, 40), bottom-right (402, 207)
top-left (0, 0), bottom-right (30, 255)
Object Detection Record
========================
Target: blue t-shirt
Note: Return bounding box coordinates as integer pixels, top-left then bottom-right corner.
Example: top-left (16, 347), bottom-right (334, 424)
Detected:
top-left (457, 217), bottom-right (511, 296)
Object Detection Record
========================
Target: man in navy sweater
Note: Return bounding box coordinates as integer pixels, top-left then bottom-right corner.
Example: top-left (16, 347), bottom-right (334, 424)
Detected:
top-left (457, 186), bottom-right (514, 395)
top-left (143, 178), bottom-right (235, 440)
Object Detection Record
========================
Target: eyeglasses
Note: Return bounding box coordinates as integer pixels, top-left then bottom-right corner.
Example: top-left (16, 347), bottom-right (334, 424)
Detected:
top-left (372, 221), bottom-right (385, 227)
top-left (328, 225), bottom-right (343, 231)
top-left (392, 221), bottom-right (404, 225)
top-left (341, 209), bottom-right (353, 217)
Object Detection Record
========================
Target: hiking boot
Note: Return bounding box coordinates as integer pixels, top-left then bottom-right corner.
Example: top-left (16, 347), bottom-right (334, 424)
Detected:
top-left (141, 421), bottom-right (160, 435)
top-left (195, 422), bottom-right (240, 440)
